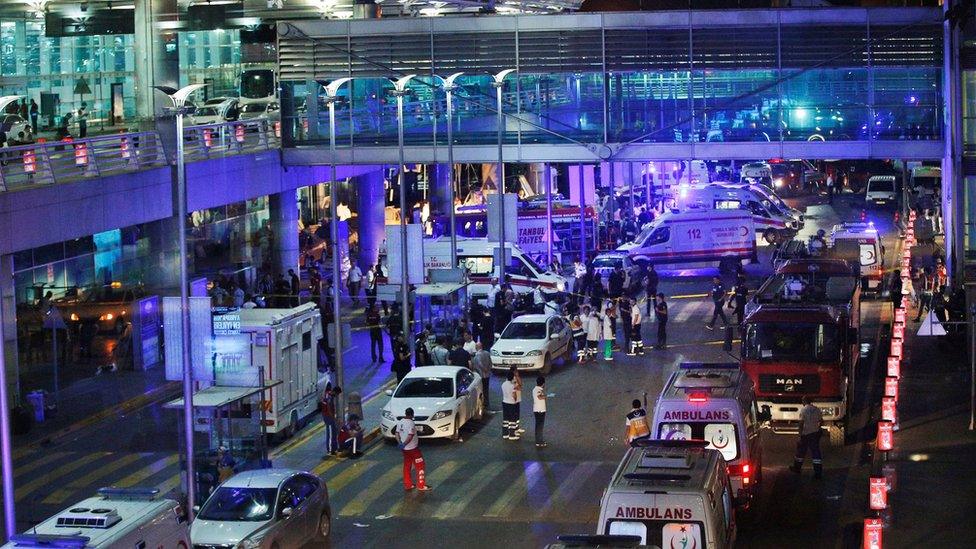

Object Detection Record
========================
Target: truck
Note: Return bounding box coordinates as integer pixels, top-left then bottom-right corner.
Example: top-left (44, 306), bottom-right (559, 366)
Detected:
top-left (617, 208), bottom-right (756, 273)
top-left (741, 259), bottom-right (860, 445)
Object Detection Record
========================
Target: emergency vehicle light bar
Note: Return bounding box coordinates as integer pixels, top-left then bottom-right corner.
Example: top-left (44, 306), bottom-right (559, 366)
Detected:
top-left (630, 439), bottom-right (709, 449)
top-left (554, 534), bottom-right (644, 547)
top-left (9, 534), bottom-right (91, 548)
top-left (96, 487), bottom-right (160, 500)
top-left (679, 362), bottom-right (738, 370)
top-left (624, 472), bottom-right (692, 481)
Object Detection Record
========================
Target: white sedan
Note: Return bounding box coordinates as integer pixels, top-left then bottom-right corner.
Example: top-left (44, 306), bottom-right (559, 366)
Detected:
top-left (381, 366), bottom-right (485, 442)
top-left (490, 313), bottom-right (573, 374)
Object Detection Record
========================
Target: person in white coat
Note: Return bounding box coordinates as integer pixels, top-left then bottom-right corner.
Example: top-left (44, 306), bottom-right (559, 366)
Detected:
top-left (585, 308), bottom-right (601, 360)
top-left (602, 299), bottom-right (616, 361)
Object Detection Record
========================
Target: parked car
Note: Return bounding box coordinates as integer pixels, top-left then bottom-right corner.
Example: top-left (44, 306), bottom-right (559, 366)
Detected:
top-left (239, 100), bottom-right (280, 121)
top-left (190, 97), bottom-right (240, 125)
top-left (52, 284), bottom-right (146, 334)
top-left (381, 366), bottom-right (486, 442)
top-left (190, 469), bottom-right (331, 548)
top-left (490, 313), bottom-right (573, 373)
top-left (1, 114), bottom-right (34, 145)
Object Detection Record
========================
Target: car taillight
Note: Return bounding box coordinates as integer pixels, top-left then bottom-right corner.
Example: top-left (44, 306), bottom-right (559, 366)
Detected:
top-left (729, 462), bottom-right (752, 484)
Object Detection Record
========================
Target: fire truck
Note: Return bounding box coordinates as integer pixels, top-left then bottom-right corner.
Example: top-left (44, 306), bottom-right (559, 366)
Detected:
top-left (741, 259), bottom-right (860, 445)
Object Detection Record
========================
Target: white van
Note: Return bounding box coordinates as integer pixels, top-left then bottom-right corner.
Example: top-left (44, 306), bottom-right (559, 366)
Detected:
top-left (2, 487), bottom-right (189, 549)
top-left (740, 162), bottom-right (772, 187)
top-left (652, 363), bottom-right (766, 504)
top-left (423, 237), bottom-right (567, 302)
top-left (673, 183), bottom-right (802, 244)
top-left (617, 209), bottom-right (756, 273)
top-left (597, 441), bottom-right (737, 549)
top-left (829, 223), bottom-right (885, 293)
top-left (864, 175), bottom-right (897, 208)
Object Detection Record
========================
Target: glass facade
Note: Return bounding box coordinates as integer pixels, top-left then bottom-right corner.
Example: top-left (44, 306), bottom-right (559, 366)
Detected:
top-left (279, 12), bottom-right (944, 150)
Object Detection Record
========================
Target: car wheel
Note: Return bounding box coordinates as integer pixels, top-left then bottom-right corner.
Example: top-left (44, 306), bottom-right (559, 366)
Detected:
top-left (316, 509), bottom-right (332, 541)
top-left (450, 416), bottom-right (461, 442)
top-left (541, 353), bottom-right (552, 375)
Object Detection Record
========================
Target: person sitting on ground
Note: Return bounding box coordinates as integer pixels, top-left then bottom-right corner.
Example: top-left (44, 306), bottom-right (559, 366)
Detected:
top-left (338, 414), bottom-right (365, 458)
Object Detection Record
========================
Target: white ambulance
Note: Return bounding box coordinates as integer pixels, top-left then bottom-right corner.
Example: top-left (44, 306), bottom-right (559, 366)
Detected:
top-left (672, 183), bottom-right (802, 244)
top-left (617, 208), bottom-right (756, 273)
top-left (2, 487), bottom-right (189, 549)
top-left (421, 237), bottom-right (567, 302)
top-left (652, 363), bottom-right (767, 505)
top-left (597, 440), bottom-right (737, 548)
top-left (829, 223), bottom-right (885, 293)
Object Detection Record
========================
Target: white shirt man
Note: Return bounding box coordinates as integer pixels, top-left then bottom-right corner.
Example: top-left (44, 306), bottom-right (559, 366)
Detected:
top-left (532, 378), bottom-right (547, 447)
top-left (395, 416), bottom-right (418, 451)
top-left (396, 408), bottom-right (430, 490)
top-left (348, 265), bottom-right (363, 284)
top-left (501, 374), bottom-right (520, 441)
top-left (486, 280), bottom-right (500, 308)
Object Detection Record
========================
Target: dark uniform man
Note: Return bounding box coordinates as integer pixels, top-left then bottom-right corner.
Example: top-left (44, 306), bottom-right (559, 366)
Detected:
top-left (654, 293), bottom-right (668, 350)
top-left (791, 396), bottom-right (824, 478)
top-left (706, 276), bottom-right (729, 330)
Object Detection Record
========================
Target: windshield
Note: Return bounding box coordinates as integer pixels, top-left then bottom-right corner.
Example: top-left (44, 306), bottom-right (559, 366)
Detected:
top-left (634, 224), bottom-right (655, 244)
top-left (394, 377), bottom-right (454, 398)
top-left (519, 253), bottom-right (543, 274)
top-left (913, 175), bottom-right (939, 189)
top-left (198, 487), bottom-right (277, 522)
top-left (869, 179), bottom-right (895, 192)
top-left (743, 322), bottom-right (839, 362)
top-left (196, 107), bottom-right (218, 117)
top-left (592, 257), bottom-right (622, 269)
top-left (240, 103), bottom-right (267, 113)
top-left (501, 321), bottom-right (547, 340)
top-left (241, 70), bottom-right (275, 99)
top-left (761, 199), bottom-right (784, 216)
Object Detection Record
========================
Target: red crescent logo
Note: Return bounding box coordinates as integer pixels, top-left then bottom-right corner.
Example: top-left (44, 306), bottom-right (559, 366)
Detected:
top-left (740, 226), bottom-right (749, 237)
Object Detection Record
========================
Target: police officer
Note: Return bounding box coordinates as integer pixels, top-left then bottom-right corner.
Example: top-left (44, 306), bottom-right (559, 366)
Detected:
top-left (654, 293), bottom-right (668, 350)
top-left (625, 399), bottom-right (651, 445)
top-left (790, 396), bottom-right (824, 478)
top-left (730, 281), bottom-right (748, 326)
top-left (706, 276), bottom-right (729, 330)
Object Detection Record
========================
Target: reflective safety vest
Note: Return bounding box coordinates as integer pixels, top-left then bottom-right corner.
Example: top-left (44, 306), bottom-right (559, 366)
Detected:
top-left (626, 408), bottom-right (651, 442)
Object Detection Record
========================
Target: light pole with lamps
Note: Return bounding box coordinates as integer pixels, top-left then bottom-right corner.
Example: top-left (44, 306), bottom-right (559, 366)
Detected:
top-left (392, 75), bottom-right (416, 342)
top-left (155, 83), bottom-right (206, 517)
top-left (321, 78), bottom-right (352, 412)
top-left (433, 72), bottom-right (464, 267)
top-left (491, 69), bottom-right (516, 283)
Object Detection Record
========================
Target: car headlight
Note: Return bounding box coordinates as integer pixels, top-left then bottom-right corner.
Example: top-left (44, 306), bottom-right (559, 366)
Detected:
top-left (556, 281), bottom-right (566, 292)
top-left (490, 349), bottom-right (500, 356)
top-left (382, 410), bottom-right (395, 421)
top-left (429, 410), bottom-right (452, 421)
top-left (525, 350), bottom-right (542, 357)
top-left (69, 313), bottom-right (79, 321)
top-left (773, 178), bottom-right (784, 188)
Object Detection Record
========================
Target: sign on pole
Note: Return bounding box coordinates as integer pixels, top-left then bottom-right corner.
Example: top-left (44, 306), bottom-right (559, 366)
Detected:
top-left (386, 224), bottom-right (424, 284)
top-left (487, 193), bottom-right (518, 243)
top-left (163, 296), bottom-right (214, 383)
top-left (916, 310), bottom-right (946, 336)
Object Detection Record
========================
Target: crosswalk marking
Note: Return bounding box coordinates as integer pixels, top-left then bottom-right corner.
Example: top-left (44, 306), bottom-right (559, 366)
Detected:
top-left (41, 453), bottom-right (148, 505)
top-left (673, 300), bottom-right (705, 323)
top-left (430, 461), bottom-right (507, 519)
top-left (540, 461), bottom-right (602, 521)
top-left (14, 451), bottom-right (69, 478)
top-left (339, 466), bottom-right (403, 516)
top-left (325, 460), bottom-right (378, 496)
top-left (483, 461), bottom-right (545, 518)
top-left (155, 473), bottom-right (182, 497)
top-left (384, 460), bottom-right (460, 517)
top-left (15, 452), bottom-right (111, 500)
top-left (116, 455), bottom-right (178, 488)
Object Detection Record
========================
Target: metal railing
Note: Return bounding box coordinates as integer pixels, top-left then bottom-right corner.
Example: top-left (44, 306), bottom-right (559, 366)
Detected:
top-left (181, 119), bottom-right (281, 162)
top-left (0, 132), bottom-right (167, 192)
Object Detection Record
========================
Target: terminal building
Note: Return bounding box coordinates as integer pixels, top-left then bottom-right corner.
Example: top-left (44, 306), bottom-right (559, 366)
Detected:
top-left (0, 0), bottom-right (969, 434)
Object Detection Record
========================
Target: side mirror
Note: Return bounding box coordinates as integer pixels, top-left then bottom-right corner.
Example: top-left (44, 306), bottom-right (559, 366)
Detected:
top-left (280, 507), bottom-right (293, 519)
top-left (385, 389), bottom-right (393, 397)
top-left (192, 505), bottom-right (201, 514)
top-left (549, 333), bottom-right (559, 340)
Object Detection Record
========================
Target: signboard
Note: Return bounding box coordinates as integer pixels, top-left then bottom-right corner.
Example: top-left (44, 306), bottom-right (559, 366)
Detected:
top-left (869, 477), bottom-right (887, 510)
top-left (881, 397), bottom-right (897, 423)
top-left (212, 334), bottom-right (256, 387)
top-left (917, 310), bottom-right (946, 336)
top-left (486, 193), bottom-right (518, 243)
top-left (884, 376), bottom-right (898, 400)
top-left (877, 421), bottom-right (893, 451)
top-left (386, 224), bottom-right (424, 284)
top-left (862, 517), bottom-right (883, 549)
top-left (212, 307), bottom-right (241, 335)
top-left (163, 296), bottom-right (214, 383)
top-left (133, 296), bottom-right (160, 371)
top-left (887, 356), bottom-right (900, 378)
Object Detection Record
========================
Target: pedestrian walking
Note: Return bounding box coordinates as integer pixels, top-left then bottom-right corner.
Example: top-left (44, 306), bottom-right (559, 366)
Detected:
top-left (654, 293), bottom-right (668, 350)
top-left (890, 270), bottom-right (903, 311)
top-left (644, 264), bottom-right (659, 316)
top-left (916, 267), bottom-right (936, 322)
top-left (730, 281), bottom-right (748, 326)
top-left (533, 376), bottom-right (547, 448)
top-left (347, 263), bottom-right (363, 306)
top-left (501, 370), bottom-right (520, 440)
top-left (790, 396), bottom-right (824, 478)
top-left (629, 300), bottom-right (643, 355)
top-left (396, 408), bottom-right (432, 491)
top-left (472, 342), bottom-right (493, 410)
top-left (320, 384), bottom-right (342, 458)
top-left (366, 304), bottom-right (385, 363)
top-left (706, 276), bottom-right (729, 330)
top-left (365, 264), bottom-right (379, 308)
top-left (625, 399), bottom-right (651, 445)
top-left (29, 99), bottom-right (38, 133)
top-left (391, 333), bottom-right (412, 383)
top-left (602, 300), bottom-right (616, 361)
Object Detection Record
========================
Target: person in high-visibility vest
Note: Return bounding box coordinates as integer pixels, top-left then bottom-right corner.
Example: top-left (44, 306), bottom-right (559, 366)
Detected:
top-left (625, 399), bottom-right (651, 445)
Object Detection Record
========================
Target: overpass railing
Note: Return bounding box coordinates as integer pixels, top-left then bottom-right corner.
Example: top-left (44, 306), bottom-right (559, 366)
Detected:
top-left (181, 119), bottom-right (281, 161)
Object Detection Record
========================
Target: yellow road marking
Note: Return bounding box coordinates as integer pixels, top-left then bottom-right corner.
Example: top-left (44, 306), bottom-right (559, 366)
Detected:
top-left (338, 466), bottom-right (403, 516)
top-left (42, 453), bottom-right (147, 505)
top-left (431, 461), bottom-right (507, 519)
top-left (311, 455), bottom-right (347, 477)
top-left (116, 455), bottom-right (179, 488)
top-left (324, 460), bottom-right (378, 495)
top-left (16, 452), bottom-right (111, 500)
top-left (14, 452), bottom-right (70, 478)
top-left (484, 461), bottom-right (545, 518)
top-left (541, 462), bottom-right (602, 521)
top-left (155, 473), bottom-right (182, 496)
top-left (384, 460), bottom-right (460, 517)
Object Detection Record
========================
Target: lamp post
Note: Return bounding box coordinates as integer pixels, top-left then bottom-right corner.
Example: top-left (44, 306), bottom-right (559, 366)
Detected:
top-left (434, 72), bottom-right (464, 267)
top-left (0, 286), bottom-right (13, 540)
top-left (392, 75), bottom-right (417, 342)
top-left (491, 69), bottom-right (516, 283)
top-left (322, 78), bottom-right (352, 412)
top-left (155, 83), bottom-right (206, 517)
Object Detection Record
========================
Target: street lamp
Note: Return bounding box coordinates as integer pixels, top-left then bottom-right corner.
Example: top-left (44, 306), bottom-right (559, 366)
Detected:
top-left (155, 82), bottom-right (206, 518)
top-left (491, 69), bottom-right (516, 283)
top-left (433, 72), bottom-right (463, 267)
top-left (392, 75), bottom-right (416, 342)
top-left (320, 78), bottom-right (351, 410)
